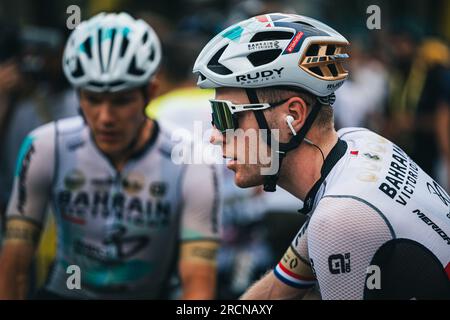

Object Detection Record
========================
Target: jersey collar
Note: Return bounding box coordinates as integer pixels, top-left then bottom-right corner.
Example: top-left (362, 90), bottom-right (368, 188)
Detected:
top-left (88, 120), bottom-right (161, 172)
top-left (129, 120), bottom-right (160, 160)
top-left (299, 138), bottom-right (348, 214)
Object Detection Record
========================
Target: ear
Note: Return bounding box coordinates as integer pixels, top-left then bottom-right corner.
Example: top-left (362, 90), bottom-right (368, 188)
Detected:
top-left (286, 96), bottom-right (309, 133)
top-left (146, 79), bottom-right (159, 101)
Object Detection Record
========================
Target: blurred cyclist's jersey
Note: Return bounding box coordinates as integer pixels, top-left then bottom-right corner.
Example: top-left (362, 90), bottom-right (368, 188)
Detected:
top-left (275, 128), bottom-right (450, 299)
top-left (147, 87), bottom-right (213, 123)
top-left (7, 116), bottom-right (221, 299)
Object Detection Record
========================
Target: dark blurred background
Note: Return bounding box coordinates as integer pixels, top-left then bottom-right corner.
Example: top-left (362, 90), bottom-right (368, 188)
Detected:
top-left (0, 0), bottom-right (449, 299)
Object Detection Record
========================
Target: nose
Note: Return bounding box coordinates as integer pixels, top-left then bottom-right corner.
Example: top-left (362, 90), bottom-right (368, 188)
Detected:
top-left (97, 103), bottom-right (115, 126)
top-left (209, 126), bottom-right (224, 145)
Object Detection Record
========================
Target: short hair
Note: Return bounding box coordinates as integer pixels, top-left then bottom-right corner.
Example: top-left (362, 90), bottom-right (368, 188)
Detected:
top-left (256, 87), bottom-right (334, 131)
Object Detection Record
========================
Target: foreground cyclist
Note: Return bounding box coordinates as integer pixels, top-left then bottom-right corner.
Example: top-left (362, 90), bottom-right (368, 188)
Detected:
top-left (193, 13), bottom-right (450, 299)
top-left (0, 12), bottom-right (221, 299)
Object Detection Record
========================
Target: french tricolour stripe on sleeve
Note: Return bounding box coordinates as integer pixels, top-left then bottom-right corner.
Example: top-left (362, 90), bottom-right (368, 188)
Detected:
top-left (274, 262), bottom-right (316, 289)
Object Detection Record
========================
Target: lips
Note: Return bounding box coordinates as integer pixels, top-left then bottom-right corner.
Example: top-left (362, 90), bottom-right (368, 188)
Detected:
top-left (224, 155), bottom-right (240, 172)
top-left (222, 147), bottom-right (239, 170)
top-left (96, 130), bottom-right (119, 143)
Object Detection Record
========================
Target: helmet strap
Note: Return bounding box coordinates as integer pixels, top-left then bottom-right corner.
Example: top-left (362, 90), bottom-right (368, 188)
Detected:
top-left (120, 89), bottom-right (151, 159)
top-left (140, 85), bottom-right (151, 106)
top-left (245, 88), bottom-right (273, 148)
top-left (122, 116), bottom-right (148, 158)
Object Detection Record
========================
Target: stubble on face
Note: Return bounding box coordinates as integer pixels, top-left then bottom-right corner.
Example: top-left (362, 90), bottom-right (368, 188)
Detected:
top-left (213, 91), bottom-right (272, 188)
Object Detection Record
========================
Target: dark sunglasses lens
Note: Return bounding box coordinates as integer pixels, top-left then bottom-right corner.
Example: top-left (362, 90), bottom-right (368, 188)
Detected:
top-left (211, 101), bottom-right (235, 132)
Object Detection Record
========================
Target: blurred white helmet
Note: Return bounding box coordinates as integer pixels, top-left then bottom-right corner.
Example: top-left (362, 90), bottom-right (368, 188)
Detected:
top-left (63, 12), bottom-right (162, 92)
top-left (193, 13), bottom-right (350, 97)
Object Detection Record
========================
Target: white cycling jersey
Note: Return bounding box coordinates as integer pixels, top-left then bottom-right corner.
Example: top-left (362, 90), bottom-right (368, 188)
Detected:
top-left (274, 128), bottom-right (450, 300)
top-left (6, 116), bottom-right (221, 299)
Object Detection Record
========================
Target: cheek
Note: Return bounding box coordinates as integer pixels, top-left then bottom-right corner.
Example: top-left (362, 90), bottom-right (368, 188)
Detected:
top-left (222, 135), bottom-right (236, 157)
top-left (79, 106), bottom-right (96, 125)
top-left (238, 112), bottom-right (255, 130)
top-left (234, 164), bottom-right (263, 187)
top-left (121, 106), bottom-right (145, 127)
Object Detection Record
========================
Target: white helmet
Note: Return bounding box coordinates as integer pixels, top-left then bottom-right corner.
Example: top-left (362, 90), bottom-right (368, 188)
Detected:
top-left (63, 12), bottom-right (162, 92)
top-left (193, 13), bottom-right (349, 97)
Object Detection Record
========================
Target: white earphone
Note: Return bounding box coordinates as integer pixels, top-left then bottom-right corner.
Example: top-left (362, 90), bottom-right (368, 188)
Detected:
top-left (286, 115), bottom-right (313, 145)
top-left (286, 115), bottom-right (297, 136)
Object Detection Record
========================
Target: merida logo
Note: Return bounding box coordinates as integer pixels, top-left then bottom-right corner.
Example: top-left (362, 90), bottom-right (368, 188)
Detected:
top-left (413, 209), bottom-right (450, 245)
top-left (236, 67), bottom-right (284, 82)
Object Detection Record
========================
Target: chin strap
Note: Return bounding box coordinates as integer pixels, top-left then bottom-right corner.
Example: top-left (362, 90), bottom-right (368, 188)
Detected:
top-left (245, 88), bottom-right (327, 192)
top-left (124, 118), bottom-right (148, 155)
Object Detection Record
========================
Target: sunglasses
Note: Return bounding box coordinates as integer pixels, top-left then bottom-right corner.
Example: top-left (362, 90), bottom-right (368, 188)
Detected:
top-left (209, 98), bottom-right (289, 133)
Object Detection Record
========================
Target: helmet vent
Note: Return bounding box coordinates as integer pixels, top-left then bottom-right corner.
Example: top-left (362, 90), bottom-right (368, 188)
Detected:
top-left (326, 44), bottom-right (336, 56)
top-left (306, 44), bottom-right (320, 57)
top-left (72, 58), bottom-right (85, 78)
top-left (119, 35), bottom-right (129, 57)
top-left (108, 80), bottom-right (125, 87)
top-left (292, 21), bottom-right (314, 28)
top-left (142, 31), bottom-right (148, 44)
top-left (247, 49), bottom-right (282, 67)
top-left (148, 45), bottom-right (155, 62)
top-left (299, 42), bottom-right (349, 81)
top-left (82, 38), bottom-right (92, 59)
top-left (250, 31), bottom-right (293, 42)
top-left (328, 63), bottom-right (338, 76)
top-left (207, 45), bottom-right (233, 75)
top-left (309, 66), bottom-right (323, 77)
top-left (87, 81), bottom-right (103, 88)
top-left (97, 29), bottom-right (104, 73)
top-left (128, 56), bottom-right (145, 76)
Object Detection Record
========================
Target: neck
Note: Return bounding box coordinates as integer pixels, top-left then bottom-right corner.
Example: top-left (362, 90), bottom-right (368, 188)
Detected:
top-left (277, 129), bottom-right (338, 200)
top-left (111, 119), bottom-right (154, 171)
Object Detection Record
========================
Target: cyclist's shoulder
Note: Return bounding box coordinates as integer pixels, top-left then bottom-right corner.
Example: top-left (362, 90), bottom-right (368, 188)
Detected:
top-left (337, 127), bottom-right (386, 141)
top-left (28, 116), bottom-right (84, 137)
top-left (314, 194), bottom-right (378, 219)
top-left (322, 127), bottom-right (449, 230)
top-left (320, 127), bottom-right (396, 210)
top-left (23, 121), bottom-right (57, 148)
top-left (54, 116), bottom-right (85, 135)
top-left (21, 117), bottom-right (86, 156)
top-left (305, 195), bottom-right (390, 244)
